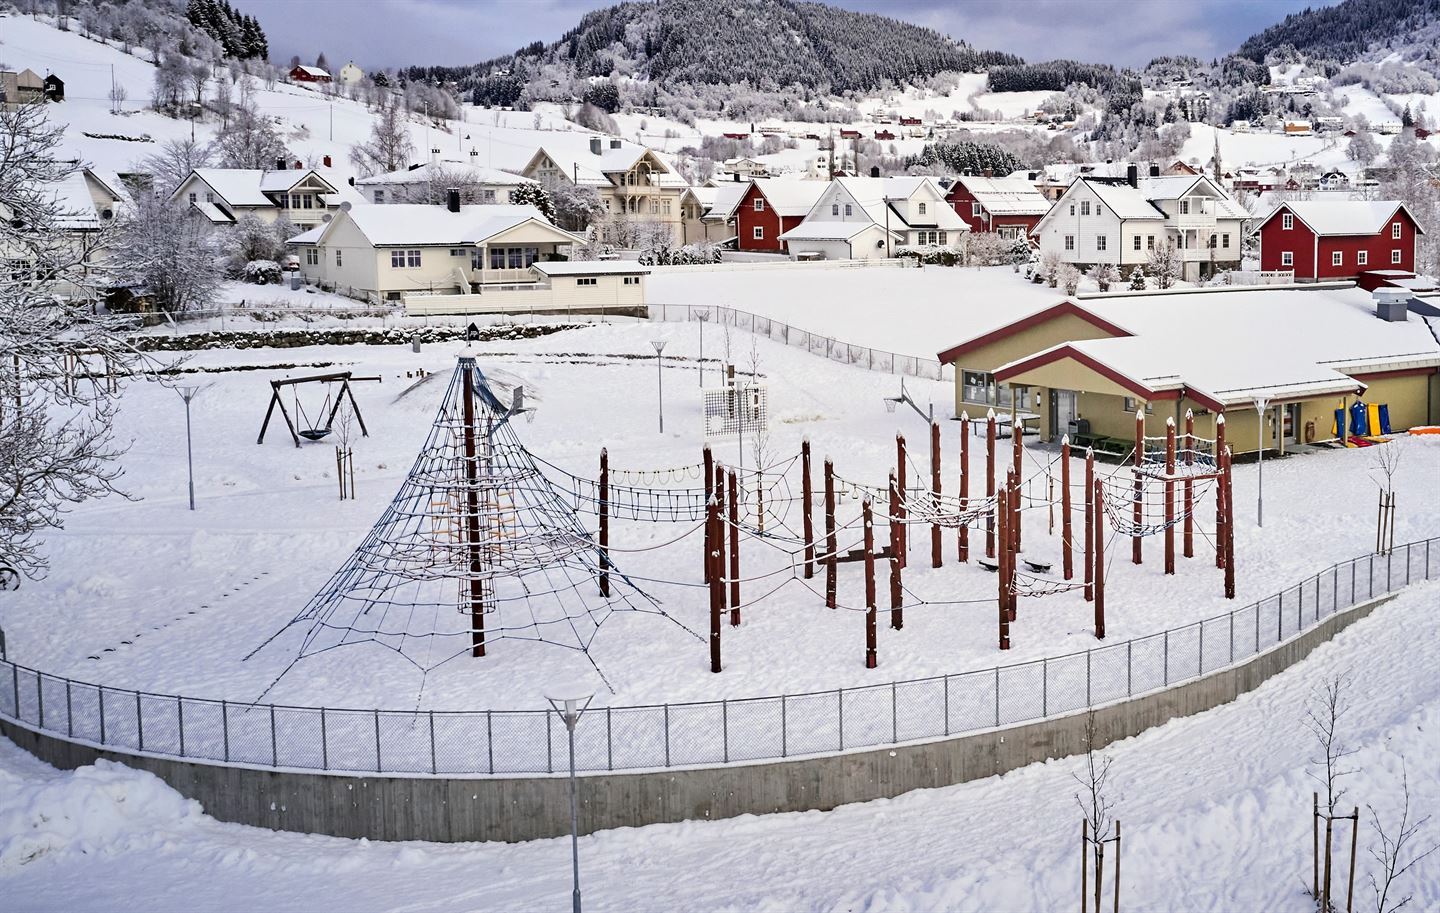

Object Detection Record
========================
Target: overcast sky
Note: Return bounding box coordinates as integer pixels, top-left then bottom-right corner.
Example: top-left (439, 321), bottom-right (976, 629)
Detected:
top-left (236, 0), bottom-right (1337, 73)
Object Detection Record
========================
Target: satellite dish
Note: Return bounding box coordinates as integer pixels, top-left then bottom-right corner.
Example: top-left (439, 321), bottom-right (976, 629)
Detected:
top-left (322, 213), bottom-right (332, 222)
top-left (339, 201), bottom-right (352, 212)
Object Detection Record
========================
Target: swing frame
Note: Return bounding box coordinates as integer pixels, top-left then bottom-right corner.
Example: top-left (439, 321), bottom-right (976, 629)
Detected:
top-left (257, 372), bottom-right (371, 448)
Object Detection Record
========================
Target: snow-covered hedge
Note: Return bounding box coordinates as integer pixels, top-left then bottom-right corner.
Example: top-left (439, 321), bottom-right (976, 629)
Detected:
top-left (242, 260), bottom-right (283, 285)
top-left (130, 323), bottom-right (585, 352)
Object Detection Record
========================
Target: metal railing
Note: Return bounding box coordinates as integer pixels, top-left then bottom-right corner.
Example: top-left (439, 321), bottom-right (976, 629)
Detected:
top-left (1, 539), bottom-right (1433, 777)
top-left (650, 302), bottom-right (953, 383)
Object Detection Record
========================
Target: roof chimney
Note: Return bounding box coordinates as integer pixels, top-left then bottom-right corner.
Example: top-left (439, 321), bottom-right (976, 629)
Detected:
top-left (870, 165), bottom-right (880, 178)
top-left (982, 167), bottom-right (993, 178)
top-left (446, 188), bottom-right (460, 213)
top-left (275, 157), bottom-right (286, 170)
top-left (1126, 163), bottom-right (1138, 188)
top-left (590, 137), bottom-right (602, 155)
top-left (609, 138), bottom-right (622, 149)
top-left (322, 154), bottom-right (332, 168)
top-left (1149, 163), bottom-right (1161, 177)
top-left (294, 160), bottom-right (302, 169)
top-left (1374, 288), bottom-right (1410, 322)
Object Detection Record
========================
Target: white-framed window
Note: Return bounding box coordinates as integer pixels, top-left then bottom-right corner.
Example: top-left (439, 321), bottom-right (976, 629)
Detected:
top-left (623, 276), bottom-right (640, 285)
top-left (754, 198), bottom-right (765, 211)
top-left (1332, 251), bottom-right (1343, 266)
top-left (938, 231), bottom-right (947, 245)
top-left (662, 198), bottom-right (671, 215)
top-left (1392, 221), bottom-right (1403, 239)
top-left (1209, 235), bottom-right (1217, 249)
top-left (1147, 235), bottom-right (1156, 250)
top-left (1080, 200), bottom-right (1091, 216)
top-left (972, 202), bottom-right (982, 217)
top-left (1096, 236), bottom-right (1107, 251)
top-left (188, 193), bottom-right (197, 204)
top-left (1064, 235), bottom-right (1075, 251)
top-left (752, 226), bottom-right (764, 240)
top-left (1122, 397), bottom-right (1155, 414)
top-left (576, 277), bottom-right (597, 286)
top-left (961, 369), bottom-right (1013, 407)
top-left (1357, 250), bottom-right (1368, 265)
top-left (450, 248), bottom-right (467, 257)
top-left (205, 192), bottom-right (214, 203)
top-left (1281, 251), bottom-right (1294, 266)
top-left (1282, 212), bottom-right (1293, 230)
top-left (480, 189), bottom-right (497, 203)
top-left (391, 249), bottom-right (421, 268)
top-left (305, 248), bottom-right (318, 266)
top-left (1178, 199), bottom-right (1189, 215)
top-left (335, 249), bottom-right (342, 266)
top-left (1132, 235), bottom-right (1141, 251)
top-left (1392, 249), bottom-right (1403, 264)
top-left (1222, 233), bottom-right (1230, 248)
top-left (1069, 204), bottom-right (1075, 216)
top-left (918, 202), bottom-right (927, 215)
top-left (844, 203), bottom-right (853, 216)
top-left (831, 203), bottom-right (839, 216)
top-left (372, 189), bottom-right (384, 203)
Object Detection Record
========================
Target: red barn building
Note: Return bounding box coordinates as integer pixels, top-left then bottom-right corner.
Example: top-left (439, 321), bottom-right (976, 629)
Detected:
top-left (1254, 201), bottom-right (1423, 281)
top-left (945, 174), bottom-right (1051, 241)
top-left (734, 179), bottom-right (828, 253)
top-left (290, 65), bottom-right (332, 83)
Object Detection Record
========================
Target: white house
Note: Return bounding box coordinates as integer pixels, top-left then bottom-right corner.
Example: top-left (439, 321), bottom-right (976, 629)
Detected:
top-left (520, 135), bottom-right (690, 244)
top-left (355, 151), bottom-right (535, 204)
top-left (778, 176), bottom-right (967, 261)
top-left (0, 165), bottom-right (132, 288)
top-left (286, 196), bottom-right (583, 300)
top-left (170, 166), bottom-right (362, 227)
top-left (337, 61), bottom-right (364, 85)
top-left (1032, 166), bottom-right (1249, 281)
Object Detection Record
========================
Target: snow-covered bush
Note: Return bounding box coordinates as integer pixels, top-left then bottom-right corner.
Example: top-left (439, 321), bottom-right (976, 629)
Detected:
top-left (1128, 266), bottom-right (1147, 290)
top-left (1040, 250), bottom-right (1062, 287)
top-left (1088, 262), bottom-right (1119, 292)
top-left (1058, 263), bottom-right (1082, 295)
top-left (242, 260), bottom-right (282, 285)
top-left (895, 244), bottom-right (963, 266)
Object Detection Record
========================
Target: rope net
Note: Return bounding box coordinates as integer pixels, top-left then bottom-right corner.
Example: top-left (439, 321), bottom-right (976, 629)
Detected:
top-left (253, 357), bottom-right (692, 686)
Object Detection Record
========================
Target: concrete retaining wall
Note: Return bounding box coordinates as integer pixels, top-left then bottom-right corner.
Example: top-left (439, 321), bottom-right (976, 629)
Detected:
top-left (0, 593), bottom-right (1394, 844)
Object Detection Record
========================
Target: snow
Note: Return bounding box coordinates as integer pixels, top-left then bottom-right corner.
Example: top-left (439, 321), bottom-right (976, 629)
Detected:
top-left (324, 203), bottom-right (560, 246)
top-left (3, 580), bottom-right (1438, 910)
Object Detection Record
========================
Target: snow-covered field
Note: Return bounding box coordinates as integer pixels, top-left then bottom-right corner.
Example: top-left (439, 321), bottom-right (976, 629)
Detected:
top-left (2, 579), bottom-right (1437, 912)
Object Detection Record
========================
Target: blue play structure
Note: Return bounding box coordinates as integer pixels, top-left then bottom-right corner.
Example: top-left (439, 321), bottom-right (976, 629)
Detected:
top-left (1332, 401), bottom-right (1392, 441)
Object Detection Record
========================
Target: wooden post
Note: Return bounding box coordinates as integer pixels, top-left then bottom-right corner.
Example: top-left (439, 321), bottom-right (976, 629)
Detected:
top-left (998, 486), bottom-right (1011, 650)
top-left (1346, 807), bottom-right (1359, 913)
top-left (703, 446), bottom-right (713, 584)
top-left (1094, 474), bottom-right (1105, 639)
top-left (802, 439), bottom-right (814, 579)
top-left (930, 421), bottom-right (942, 569)
top-left (863, 498), bottom-right (877, 669)
top-left (1012, 417), bottom-right (1023, 551)
top-left (1084, 448), bottom-right (1094, 602)
top-left (1095, 832), bottom-right (1105, 913)
top-left (460, 363), bottom-right (488, 658)
top-left (1080, 819), bottom-right (1088, 913)
top-left (1323, 805), bottom-right (1334, 913)
top-left (1183, 410), bottom-right (1195, 559)
top-left (825, 458), bottom-right (837, 610)
top-left (959, 411), bottom-right (970, 563)
top-left (708, 497), bottom-right (722, 673)
top-left (1215, 415), bottom-right (1227, 570)
top-left (986, 410), bottom-right (997, 558)
top-left (599, 448), bottom-right (611, 597)
top-left (1009, 472), bottom-right (1020, 622)
top-left (888, 471), bottom-right (903, 630)
top-left (895, 433), bottom-right (907, 568)
top-left (1062, 436), bottom-right (1074, 580)
top-left (1112, 821), bottom-right (1121, 913)
top-left (1164, 416), bottom-right (1176, 576)
top-left (1132, 409), bottom-right (1144, 565)
top-left (727, 469), bottom-right (740, 625)
top-left (1313, 792), bottom-right (1320, 901)
top-left (1223, 445), bottom-right (1236, 599)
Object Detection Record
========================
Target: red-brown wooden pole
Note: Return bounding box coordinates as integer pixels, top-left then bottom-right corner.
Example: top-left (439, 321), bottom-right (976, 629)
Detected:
top-left (1183, 409), bottom-right (1195, 559)
top-left (1215, 414), bottom-right (1228, 570)
top-left (727, 468), bottom-right (740, 625)
top-left (599, 448), bottom-right (611, 597)
top-left (986, 410), bottom-right (997, 558)
top-left (1008, 471), bottom-right (1019, 622)
top-left (1012, 417), bottom-right (1024, 551)
top-left (1061, 435), bottom-right (1074, 580)
top-left (895, 433), bottom-right (907, 568)
top-left (959, 411), bottom-right (970, 563)
top-left (1094, 474), bottom-right (1106, 639)
top-left (1223, 445), bottom-right (1236, 599)
top-left (1133, 409), bottom-right (1144, 565)
top-left (930, 421), bottom-right (942, 569)
top-left (825, 457), bottom-right (837, 609)
top-left (863, 498), bottom-right (877, 668)
top-left (888, 471), bottom-right (903, 630)
top-left (997, 486), bottom-right (1010, 650)
top-left (708, 497), bottom-right (722, 672)
top-left (1084, 448), bottom-right (1095, 602)
top-left (801, 439), bottom-right (814, 579)
top-left (460, 363), bottom-right (487, 658)
top-left (1164, 416), bottom-right (1176, 576)
top-left (702, 445), bottom-right (713, 584)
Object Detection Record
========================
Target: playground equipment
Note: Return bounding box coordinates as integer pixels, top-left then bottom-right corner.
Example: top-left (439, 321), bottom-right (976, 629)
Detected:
top-left (257, 372), bottom-right (371, 447)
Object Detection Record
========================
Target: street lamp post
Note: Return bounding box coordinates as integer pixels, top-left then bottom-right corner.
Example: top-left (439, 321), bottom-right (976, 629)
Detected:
top-left (651, 339), bottom-right (667, 434)
top-left (544, 687), bottom-right (595, 913)
top-left (1253, 396), bottom-right (1270, 527)
top-left (176, 385), bottom-right (201, 511)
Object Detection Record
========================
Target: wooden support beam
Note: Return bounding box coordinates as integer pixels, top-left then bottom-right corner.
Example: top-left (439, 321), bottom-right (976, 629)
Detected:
top-left (801, 439), bottom-right (814, 579)
top-left (1094, 473), bottom-right (1106, 639)
top-left (997, 486), bottom-right (1010, 650)
top-left (930, 421), bottom-right (942, 569)
top-left (727, 469), bottom-right (740, 626)
top-left (460, 364), bottom-right (487, 658)
top-left (1183, 410), bottom-right (1195, 559)
top-left (1223, 445), bottom-right (1236, 600)
top-left (1165, 416), bottom-right (1176, 576)
top-left (1012, 418), bottom-right (1023, 551)
top-left (599, 448), bottom-right (610, 597)
top-left (1084, 448), bottom-right (1094, 603)
top-left (1215, 415), bottom-right (1228, 570)
top-left (1133, 409), bottom-right (1144, 565)
top-left (708, 496), bottom-right (722, 672)
top-left (895, 433), bottom-right (907, 569)
top-left (864, 498), bottom-right (877, 669)
top-left (986, 410), bottom-right (997, 559)
top-left (1062, 436), bottom-right (1073, 581)
top-left (958, 411), bottom-right (970, 563)
top-left (825, 457), bottom-right (837, 610)
top-left (889, 471), bottom-right (903, 630)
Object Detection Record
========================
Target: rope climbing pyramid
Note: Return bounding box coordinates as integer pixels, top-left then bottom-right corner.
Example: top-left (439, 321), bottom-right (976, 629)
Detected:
top-left (253, 356), bottom-right (684, 687)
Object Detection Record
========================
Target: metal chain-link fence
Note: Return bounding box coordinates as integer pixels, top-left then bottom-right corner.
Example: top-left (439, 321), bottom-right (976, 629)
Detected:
top-left (2, 539), bottom-right (1434, 776)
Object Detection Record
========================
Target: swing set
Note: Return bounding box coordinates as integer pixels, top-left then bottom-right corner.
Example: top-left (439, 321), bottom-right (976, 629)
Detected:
top-left (257, 371), bottom-right (371, 447)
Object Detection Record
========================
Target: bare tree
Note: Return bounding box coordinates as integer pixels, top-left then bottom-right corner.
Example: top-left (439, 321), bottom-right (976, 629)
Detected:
top-left (212, 99), bottom-right (288, 170)
top-left (1147, 238), bottom-right (1181, 289)
top-left (349, 94), bottom-right (414, 177)
top-left (107, 80), bottom-right (127, 116)
top-left (1073, 710), bottom-right (1117, 913)
top-left (139, 137), bottom-right (216, 196)
top-left (108, 194), bottom-right (225, 314)
top-left (1367, 759), bottom-right (1438, 913)
top-left (1307, 673), bottom-right (1358, 816)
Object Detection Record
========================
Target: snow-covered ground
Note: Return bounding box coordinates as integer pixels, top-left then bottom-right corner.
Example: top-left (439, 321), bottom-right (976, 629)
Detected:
top-left (2, 579), bottom-right (1437, 912)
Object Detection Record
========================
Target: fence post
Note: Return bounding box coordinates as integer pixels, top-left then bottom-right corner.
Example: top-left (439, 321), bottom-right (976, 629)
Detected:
top-left (269, 704), bottom-right (277, 767)
top-left (320, 708), bottom-right (329, 770)
top-left (994, 666), bottom-right (1001, 727)
top-left (663, 704), bottom-right (670, 767)
top-left (99, 686), bottom-right (106, 744)
top-left (1086, 651), bottom-right (1092, 706)
top-left (36, 674), bottom-right (44, 729)
top-left (1163, 631), bottom-right (1169, 686)
top-left (9, 664), bottom-right (15, 719)
top-left (1042, 658), bottom-right (1048, 716)
top-left (838, 688), bottom-right (845, 750)
top-left (606, 707), bottom-right (613, 771)
top-left (221, 699), bottom-right (228, 762)
top-left (136, 691), bottom-right (144, 751)
top-left (487, 711), bottom-right (494, 774)
top-left (1127, 640), bottom-right (1133, 696)
top-left (781, 695), bottom-right (787, 758)
top-left (66, 680), bottom-right (72, 738)
top-left (943, 675), bottom-right (950, 736)
top-left (891, 682), bottom-right (898, 743)
top-left (177, 695), bottom-right (185, 756)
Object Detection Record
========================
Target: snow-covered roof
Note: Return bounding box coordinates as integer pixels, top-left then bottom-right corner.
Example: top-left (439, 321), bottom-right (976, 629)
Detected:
top-left (954, 175), bottom-right (1051, 216)
top-left (533, 261), bottom-right (651, 277)
top-left (525, 137), bottom-right (683, 188)
top-left (191, 200), bottom-right (234, 224)
top-left (701, 182), bottom-right (749, 221)
top-left (1136, 176), bottom-right (1250, 219)
top-left (180, 169), bottom-right (336, 207)
top-left (286, 223), bottom-right (325, 244)
top-left (294, 65), bottom-right (331, 78)
top-left (1264, 201), bottom-right (1421, 237)
top-left (751, 178), bottom-right (829, 217)
top-left (45, 167), bottom-right (131, 228)
top-left (313, 203), bottom-right (582, 247)
top-left (778, 220), bottom-right (880, 241)
top-left (355, 158), bottom-right (535, 188)
top-left (1084, 180), bottom-right (1166, 221)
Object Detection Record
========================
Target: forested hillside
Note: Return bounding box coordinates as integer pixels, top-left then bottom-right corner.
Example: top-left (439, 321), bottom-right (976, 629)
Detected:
top-left (1237, 0), bottom-right (1440, 64)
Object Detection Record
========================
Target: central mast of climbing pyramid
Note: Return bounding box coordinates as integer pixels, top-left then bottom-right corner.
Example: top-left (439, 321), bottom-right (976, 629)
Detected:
top-left (460, 358), bottom-right (490, 656)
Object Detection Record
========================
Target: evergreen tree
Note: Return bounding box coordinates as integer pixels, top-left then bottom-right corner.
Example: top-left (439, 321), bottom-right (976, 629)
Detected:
top-left (509, 182), bottom-right (555, 221)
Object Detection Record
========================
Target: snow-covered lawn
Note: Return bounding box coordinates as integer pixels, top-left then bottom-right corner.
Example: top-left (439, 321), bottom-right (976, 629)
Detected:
top-left (2, 580), bottom-right (1436, 911)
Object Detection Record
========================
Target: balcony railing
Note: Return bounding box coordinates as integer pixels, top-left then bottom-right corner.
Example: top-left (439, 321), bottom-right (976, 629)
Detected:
top-left (470, 267), bottom-right (540, 285)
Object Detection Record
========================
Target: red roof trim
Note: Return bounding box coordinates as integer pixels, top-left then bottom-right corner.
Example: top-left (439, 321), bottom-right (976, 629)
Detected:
top-left (1256, 201), bottom-right (1427, 237)
top-left (993, 344), bottom-right (1165, 402)
top-left (936, 300), bottom-right (1131, 364)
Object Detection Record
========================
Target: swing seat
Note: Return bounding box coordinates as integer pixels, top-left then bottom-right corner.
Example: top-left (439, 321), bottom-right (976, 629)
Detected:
top-left (1022, 558), bottom-right (1052, 574)
top-left (299, 428), bottom-right (332, 441)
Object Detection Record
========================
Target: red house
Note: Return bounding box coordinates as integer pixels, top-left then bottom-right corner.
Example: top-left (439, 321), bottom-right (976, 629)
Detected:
top-left (734, 178), bottom-right (828, 253)
top-left (945, 174), bottom-right (1051, 241)
top-left (839, 129), bottom-right (861, 140)
top-left (899, 116), bottom-right (922, 126)
top-left (1254, 201), bottom-right (1424, 281)
top-left (874, 130), bottom-right (896, 141)
top-left (290, 65), bottom-right (332, 83)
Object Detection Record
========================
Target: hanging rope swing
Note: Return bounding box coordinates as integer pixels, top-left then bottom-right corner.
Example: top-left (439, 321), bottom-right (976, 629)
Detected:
top-left (257, 371), bottom-right (374, 448)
